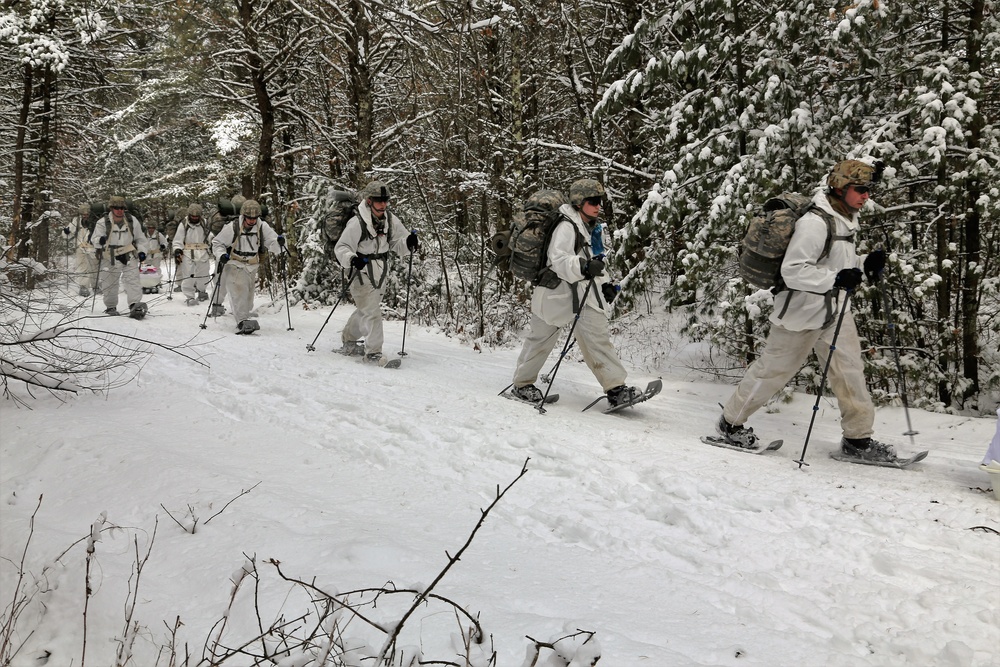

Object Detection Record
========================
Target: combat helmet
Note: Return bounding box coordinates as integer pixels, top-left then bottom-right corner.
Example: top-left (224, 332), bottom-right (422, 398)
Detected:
top-left (108, 195), bottom-right (126, 209)
top-left (363, 180), bottom-right (391, 201)
top-left (569, 179), bottom-right (606, 208)
top-left (827, 159), bottom-right (884, 190)
top-left (240, 199), bottom-right (262, 218)
top-left (187, 203), bottom-right (203, 218)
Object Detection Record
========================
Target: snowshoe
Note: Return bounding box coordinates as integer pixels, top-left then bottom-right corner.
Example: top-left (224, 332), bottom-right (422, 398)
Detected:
top-left (503, 385), bottom-right (559, 406)
top-left (338, 341), bottom-right (367, 356)
top-left (829, 437), bottom-right (928, 469)
top-left (701, 436), bottom-right (783, 454)
top-left (198, 290), bottom-right (209, 302)
top-left (236, 319), bottom-right (260, 335)
top-left (210, 304), bottom-right (226, 317)
top-left (363, 352), bottom-right (401, 369)
top-left (104, 307), bottom-right (118, 316)
top-left (713, 415), bottom-right (761, 450)
top-left (78, 286), bottom-right (91, 297)
top-left (583, 380), bottom-right (662, 413)
top-left (128, 303), bottom-right (148, 320)
top-left (185, 297), bottom-right (198, 306)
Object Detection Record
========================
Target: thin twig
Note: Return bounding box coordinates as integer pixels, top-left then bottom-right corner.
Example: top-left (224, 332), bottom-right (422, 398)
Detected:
top-left (205, 481), bottom-right (262, 525)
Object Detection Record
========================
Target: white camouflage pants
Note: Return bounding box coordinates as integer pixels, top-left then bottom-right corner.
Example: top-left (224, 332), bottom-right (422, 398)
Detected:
top-left (74, 249), bottom-right (99, 290)
top-left (512, 308), bottom-right (627, 392)
top-left (99, 255), bottom-right (142, 310)
top-left (342, 280), bottom-right (386, 354)
top-left (179, 256), bottom-right (211, 300)
top-left (220, 261), bottom-right (257, 324)
top-left (722, 313), bottom-right (875, 440)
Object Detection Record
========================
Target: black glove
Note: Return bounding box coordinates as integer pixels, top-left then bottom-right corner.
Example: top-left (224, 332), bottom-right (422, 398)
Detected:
top-left (159, 243), bottom-right (167, 252)
top-left (117, 254), bottom-right (129, 265)
top-left (602, 282), bottom-right (620, 303)
top-left (580, 256), bottom-right (605, 279)
top-left (863, 250), bottom-right (886, 283)
top-left (406, 231), bottom-right (419, 252)
top-left (138, 252), bottom-right (146, 262)
top-left (218, 253), bottom-right (230, 266)
top-left (833, 268), bottom-right (863, 291)
top-left (350, 254), bottom-right (368, 270)
top-left (277, 234), bottom-right (286, 247)
top-left (63, 226), bottom-right (71, 235)
top-left (99, 236), bottom-right (107, 245)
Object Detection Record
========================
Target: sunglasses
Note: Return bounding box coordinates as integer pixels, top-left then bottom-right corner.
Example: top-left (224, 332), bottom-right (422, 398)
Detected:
top-left (583, 197), bottom-right (603, 207)
top-left (369, 197), bottom-right (389, 204)
top-left (111, 206), bottom-right (125, 210)
top-left (852, 185), bottom-right (872, 195)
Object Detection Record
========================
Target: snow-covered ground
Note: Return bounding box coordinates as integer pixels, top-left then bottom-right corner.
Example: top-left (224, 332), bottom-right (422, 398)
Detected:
top-left (2, 279), bottom-right (998, 667)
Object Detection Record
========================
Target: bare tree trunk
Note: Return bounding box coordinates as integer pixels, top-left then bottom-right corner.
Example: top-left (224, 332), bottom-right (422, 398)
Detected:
top-left (238, 0), bottom-right (275, 198)
top-left (9, 64), bottom-right (33, 265)
top-left (960, 0), bottom-right (984, 403)
top-left (348, 0), bottom-right (373, 182)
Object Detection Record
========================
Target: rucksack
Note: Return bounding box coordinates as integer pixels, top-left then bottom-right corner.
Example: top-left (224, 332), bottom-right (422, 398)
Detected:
top-left (738, 193), bottom-right (841, 291)
top-left (321, 190), bottom-right (360, 247)
top-left (320, 189), bottom-right (393, 248)
top-left (495, 189), bottom-right (569, 289)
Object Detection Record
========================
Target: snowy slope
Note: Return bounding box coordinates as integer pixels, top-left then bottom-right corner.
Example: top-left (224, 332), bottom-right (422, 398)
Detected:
top-left (1, 285), bottom-right (998, 667)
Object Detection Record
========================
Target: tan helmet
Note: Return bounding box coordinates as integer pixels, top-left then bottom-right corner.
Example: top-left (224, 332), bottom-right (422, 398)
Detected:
top-left (827, 159), bottom-right (882, 190)
top-left (240, 199), bottom-right (262, 218)
top-left (108, 195), bottom-right (126, 209)
top-left (78, 203), bottom-right (91, 216)
top-left (187, 203), bottom-right (203, 217)
top-left (569, 179), bottom-right (606, 208)
top-left (363, 180), bottom-right (391, 201)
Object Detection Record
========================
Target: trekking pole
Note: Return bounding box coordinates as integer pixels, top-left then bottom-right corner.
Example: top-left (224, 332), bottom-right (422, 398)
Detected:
top-left (306, 267), bottom-right (357, 352)
top-left (399, 249), bottom-right (414, 356)
top-left (64, 234), bottom-right (70, 289)
top-left (281, 253), bottom-right (293, 331)
top-left (536, 280), bottom-right (594, 415)
top-left (878, 273), bottom-right (918, 445)
top-left (90, 240), bottom-right (106, 312)
top-left (541, 338), bottom-right (576, 384)
top-left (199, 258), bottom-right (227, 329)
top-left (166, 254), bottom-right (177, 300)
top-left (794, 288), bottom-right (853, 469)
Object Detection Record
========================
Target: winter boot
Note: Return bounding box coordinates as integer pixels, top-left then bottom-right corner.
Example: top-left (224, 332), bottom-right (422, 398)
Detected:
top-left (78, 286), bottom-right (90, 297)
top-left (129, 303), bottom-right (148, 320)
top-left (236, 319), bottom-right (260, 335)
top-left (198, 290), bottom-right (209, 302)
top-left (363, 352), bottom-right (384, 364)
top-left (104, 307), bottom-right (118, 316)
top-left (511, 384), bottom-right (544, 403)
top-left (840, 437), bottom-right (898, 464)
top-left (338, 340), bottom-right (366, 356)
top-left (716, 415), bottom-right (760, 450)
top-left (210, 303), bottom-right (226, 317)
top-left (606, 384), bottom-right (641, 408)
top-left (185, 297), bottom-right (198, 306)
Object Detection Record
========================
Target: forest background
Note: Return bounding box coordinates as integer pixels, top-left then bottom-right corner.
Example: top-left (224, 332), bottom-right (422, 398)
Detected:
top-left (2, 0), bottom-right (999, 413)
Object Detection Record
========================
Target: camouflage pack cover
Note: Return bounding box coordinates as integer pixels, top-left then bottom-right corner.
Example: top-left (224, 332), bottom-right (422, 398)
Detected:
top-left (504, 189), bottom-right (568, 289)
top-left (321, 190), bottom-right (361, 247)
top-left (738, 193), bottom-right (836, 291)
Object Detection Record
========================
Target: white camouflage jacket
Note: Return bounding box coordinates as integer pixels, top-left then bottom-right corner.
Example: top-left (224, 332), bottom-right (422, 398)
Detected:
top-left (530, 203), bottom-right (611, 327)
top-left (772, 189), bottom-right (867, 331)
top-left (334, 201), bottom-right (411, 288)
